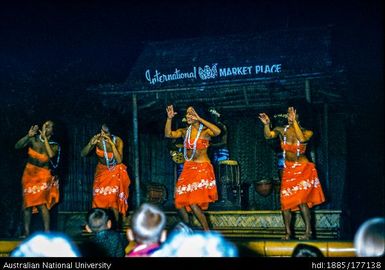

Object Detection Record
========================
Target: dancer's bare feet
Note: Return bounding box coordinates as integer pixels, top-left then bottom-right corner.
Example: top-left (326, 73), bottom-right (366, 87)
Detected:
top-left (298, 231), bottom-right (312, 240)
top-left (281, 233), bottom-right (292, 240)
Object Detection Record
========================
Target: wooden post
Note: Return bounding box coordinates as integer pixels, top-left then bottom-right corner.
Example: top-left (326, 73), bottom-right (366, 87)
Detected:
top-left (132, 93), bottom-right (141, 207)
top-left (305, 79), bottom-right (312, 103)
top-left (305, 79), bottom-right (317, 164)
top-left (323, 103), bottom-right (330, 197)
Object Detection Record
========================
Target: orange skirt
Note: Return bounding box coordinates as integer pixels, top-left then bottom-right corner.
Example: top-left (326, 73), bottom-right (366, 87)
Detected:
top-left (280, 161), bottom-right (325, 211)
top-left (93, 163), bottom-right (130, 216)
top-left (22, 163), bottom-right (59, 213)
top-left (175, 161), bottom-right (218, 212)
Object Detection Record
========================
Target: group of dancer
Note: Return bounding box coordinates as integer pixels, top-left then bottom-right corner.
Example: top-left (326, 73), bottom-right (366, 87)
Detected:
top-left (16, 105), bottom-right (325, 240)
top-left (16, 121), bottom-right (130, 237)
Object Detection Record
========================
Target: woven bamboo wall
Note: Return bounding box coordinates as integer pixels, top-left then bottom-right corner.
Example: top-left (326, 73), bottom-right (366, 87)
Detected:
top-left (59, 120), bottom-right (99, 212)
top-left (0, 103), bottom-right (347, 236)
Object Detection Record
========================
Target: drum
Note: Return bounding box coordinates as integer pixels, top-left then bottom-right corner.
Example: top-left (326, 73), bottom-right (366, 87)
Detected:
top-left (218, 160), bottom-right (240, 186)
top-left (277, 152), bottom-right (285, 170)
top-left (213, 148), bottom-right (230, 164)
top-left (145, 183), bottom-right (168, 205)
top-left (169, 143), bottom-right (185, 164)
top-left (170, 149), bottom-right (184, 164)
top-left (254, 179), bottom-right (273, 197)
top-left (176, 163), bottom-right (184, 178)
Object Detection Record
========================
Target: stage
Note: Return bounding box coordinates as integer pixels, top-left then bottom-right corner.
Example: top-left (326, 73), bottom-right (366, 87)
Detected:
top-left (57, 210), bottom-right (342, 239)
top-left (0, 239), bottom-right (355, 257)
top-left (0, 210), bottom-right (356, 257)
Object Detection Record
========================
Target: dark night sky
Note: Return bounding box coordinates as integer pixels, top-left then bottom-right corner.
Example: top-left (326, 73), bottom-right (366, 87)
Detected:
top-left (0, 0), bottom-right (383, 235)
top-left (0, 0), bottom-right (383, 107)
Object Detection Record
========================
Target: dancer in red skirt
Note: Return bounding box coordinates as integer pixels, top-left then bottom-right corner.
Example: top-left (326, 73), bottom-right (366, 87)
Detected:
top-left (165, 105), bottom-right (221, 231)
top-left (15, 120), bottom-right (60, 236)
top-left (81, 124), bottom-right (130, 225)
top-left (259, 107), bottom-right (325, 240)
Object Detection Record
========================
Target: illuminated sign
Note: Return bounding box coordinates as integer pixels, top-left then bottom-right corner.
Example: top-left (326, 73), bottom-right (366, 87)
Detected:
top-left (145, 63), bottom-right (282, 85)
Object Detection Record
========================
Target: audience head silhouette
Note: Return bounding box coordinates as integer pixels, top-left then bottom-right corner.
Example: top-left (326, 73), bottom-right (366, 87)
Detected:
top-left (151, 231), bottom-right (238, 257)
top-left (128, 203), bottom-right (166, 244)
top-left (292, 243), bottom-right (324, 257)
top-left (354, 217), bottom-right (385, 257)
top-left (11, 232), bottom-right (80, 257)
top-left (86, 208), bottom-right (111, 233)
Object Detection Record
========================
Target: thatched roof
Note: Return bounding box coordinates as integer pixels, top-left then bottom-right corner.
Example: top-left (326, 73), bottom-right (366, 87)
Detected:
top-left (90, 26), bottom-right (346, 119)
